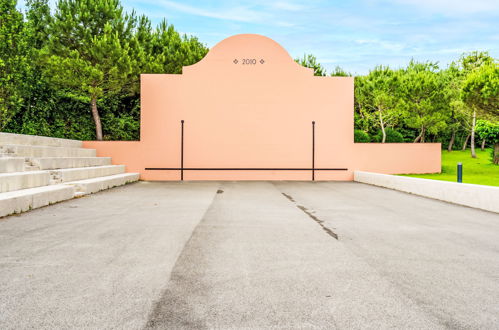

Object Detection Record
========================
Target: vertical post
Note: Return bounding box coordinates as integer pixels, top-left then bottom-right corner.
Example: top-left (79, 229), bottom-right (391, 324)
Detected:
top-left (312, 121), bottom-right (315, 181)
top-left (181, 120), bottom-right (184, 181)
top-left (457, 162), bottom-right (462, 183)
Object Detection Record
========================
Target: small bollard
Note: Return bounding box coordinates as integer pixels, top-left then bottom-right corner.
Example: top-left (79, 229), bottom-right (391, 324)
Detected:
top-left (457, 162), bottom-right (463, 183)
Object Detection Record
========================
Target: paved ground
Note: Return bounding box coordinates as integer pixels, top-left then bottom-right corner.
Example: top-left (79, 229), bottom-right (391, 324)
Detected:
top-left (0, 181), bottom-right (498, 329)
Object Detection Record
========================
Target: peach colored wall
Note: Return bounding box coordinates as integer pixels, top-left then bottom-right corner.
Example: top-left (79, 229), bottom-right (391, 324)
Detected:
top-left (84, 34), bottom-right (441, 181)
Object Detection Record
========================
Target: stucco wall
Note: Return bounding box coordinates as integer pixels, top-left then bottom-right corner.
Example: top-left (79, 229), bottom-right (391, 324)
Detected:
top-left (84, 34), bottom-right (441, 181)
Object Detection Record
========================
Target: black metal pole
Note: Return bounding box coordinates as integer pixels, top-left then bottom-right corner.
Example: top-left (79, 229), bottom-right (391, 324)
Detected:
top-left (312, 121), bottom-right (315, 181)
top-left (181, 120), bottom-right (184, 181)
top-left (457, 162), bottom-right (462, 183)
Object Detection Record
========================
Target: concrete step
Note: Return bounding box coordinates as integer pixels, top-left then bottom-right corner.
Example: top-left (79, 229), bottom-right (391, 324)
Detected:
top-left (0, 132), bottom-right (82, 148)
top-left (0, 166), bottom-right (126, 192)
top-left (50, 165), bottom-right (126, 184)
top-left (0, 184), bottom-right (75, 217)
top-left (0, 171), bottom-right (51, 193)
top-left (32, 157), bottom-right (112, 170)
top-left (0, 157), bottom-right (25, 173)
top-left (0, 144), bottom-right (96, 158)
top-left (66, 173), bottom-right (139, 195)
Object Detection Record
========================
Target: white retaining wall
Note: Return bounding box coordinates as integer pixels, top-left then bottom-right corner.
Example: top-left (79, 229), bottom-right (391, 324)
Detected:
top-left (354, 171), bottom-right (499, 214)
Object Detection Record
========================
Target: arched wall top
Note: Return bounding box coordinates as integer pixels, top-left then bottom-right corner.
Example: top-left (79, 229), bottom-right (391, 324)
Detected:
top-left (182, 34), bottom-right (313, 76)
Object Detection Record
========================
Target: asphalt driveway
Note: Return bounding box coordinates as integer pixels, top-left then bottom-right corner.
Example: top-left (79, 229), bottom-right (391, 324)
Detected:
top-left (0, 181), bottom-right (498, 329)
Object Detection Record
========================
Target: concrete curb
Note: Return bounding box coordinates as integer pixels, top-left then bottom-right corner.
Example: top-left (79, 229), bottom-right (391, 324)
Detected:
top-left (354, 171), bottom-right (499, 214)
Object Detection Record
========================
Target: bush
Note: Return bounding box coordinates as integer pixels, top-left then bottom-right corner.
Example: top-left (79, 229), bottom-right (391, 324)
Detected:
top-left (102, 113), bottom-right (140, 140)
top-left (373, 128), bottom-right (404, 143)
top-left (354, 129), bottom-right (370, 142)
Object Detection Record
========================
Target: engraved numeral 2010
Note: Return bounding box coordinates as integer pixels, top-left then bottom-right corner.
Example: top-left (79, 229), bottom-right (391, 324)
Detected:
top-left (242, 59), bottom-right (257, 65)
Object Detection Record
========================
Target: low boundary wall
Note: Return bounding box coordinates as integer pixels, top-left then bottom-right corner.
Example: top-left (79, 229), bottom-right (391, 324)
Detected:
top-left (354, 171), bottom-right (499, 213)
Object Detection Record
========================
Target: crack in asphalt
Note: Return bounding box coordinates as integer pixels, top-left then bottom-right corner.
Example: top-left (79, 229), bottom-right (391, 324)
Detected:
top-left (281, 192), bottom-right (338, 240)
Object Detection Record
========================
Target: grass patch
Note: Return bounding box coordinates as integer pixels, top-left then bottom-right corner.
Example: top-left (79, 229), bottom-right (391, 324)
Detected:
top-left (403, 149), bottom-right (499, 187)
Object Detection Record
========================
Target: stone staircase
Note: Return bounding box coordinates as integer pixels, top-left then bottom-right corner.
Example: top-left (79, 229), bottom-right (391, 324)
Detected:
top-left (0, 132), bottom-right (139, 217)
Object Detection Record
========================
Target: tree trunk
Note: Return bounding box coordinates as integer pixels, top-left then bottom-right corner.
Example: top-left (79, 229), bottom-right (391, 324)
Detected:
top-left (413, 129), bottom-right (422, 143)
top-left (447, 129), bottom-right (455, 152)
top-left (421, 127), bottom-right (426, 143)
top-left (378, 109), bottom-right (386, 143)
top-left (481, 139), bottom-right (486, 151)
top-left (462, 134), bottom-right (470, 151)
top-left (494, 143), bottom-right (499, 165)
top-left (470, 109), bottom-right (477, 158)
top-left (91, 97), bottom-right (103, 141)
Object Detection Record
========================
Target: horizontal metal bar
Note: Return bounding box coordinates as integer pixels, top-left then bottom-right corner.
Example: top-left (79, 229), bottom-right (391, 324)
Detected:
top-left (145, 168), bottom-right (348, 171)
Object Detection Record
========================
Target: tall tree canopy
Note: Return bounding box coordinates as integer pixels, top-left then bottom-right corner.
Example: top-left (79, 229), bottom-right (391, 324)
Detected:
top-left (462, 61), bottom-right (499, 119)
top-left (398, 61), bottom-right (448, 143)
top-left (0, 0), bottom-right (29, 129)
top-left (36, 0), bottom-right (207, 140)
top-left (42, 0), bottom-right (137, 140)
top-left (356, 66), bottom-right (401, 143)
top-left (457, 52), bottom-right (496, 157)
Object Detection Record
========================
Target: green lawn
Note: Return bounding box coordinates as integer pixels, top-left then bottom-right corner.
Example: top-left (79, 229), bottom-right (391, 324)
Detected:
top-left (403, 149), bottom-right (499, 187)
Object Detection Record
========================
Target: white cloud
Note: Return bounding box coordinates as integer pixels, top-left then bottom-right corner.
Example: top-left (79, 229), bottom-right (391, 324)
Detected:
top-left (354, 39), bottom-right (407, 52)
top-left (136, 0), bottom-right (299, 28)
top-left (390, 0), bottom-right (499, 15)
top-left (271, 2), bottom-right (307, 11)
top-left (275, 21), bottom-right (297, 27)
top-left (148, 0), bottom-right (268, 23)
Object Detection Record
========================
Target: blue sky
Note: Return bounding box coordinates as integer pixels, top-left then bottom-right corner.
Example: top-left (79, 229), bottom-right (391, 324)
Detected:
top-left (19, 0), bottom-right (499, 75)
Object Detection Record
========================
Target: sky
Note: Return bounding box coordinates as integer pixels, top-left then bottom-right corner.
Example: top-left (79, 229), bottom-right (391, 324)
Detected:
top-left (19, 0), bottom-right (499, 75)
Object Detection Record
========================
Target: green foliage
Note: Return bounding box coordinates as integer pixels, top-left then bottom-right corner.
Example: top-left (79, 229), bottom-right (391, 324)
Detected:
top-left (131, 17), bottom-right (207, 77)
top-left (102, 112), bottom-right (140, 140)
top-left (462, 61), bottom-right (499, 119)
top-left (476, 120), bottom-right (499, 143)
top-left (6, 92), bottom-right (96, 140)
top-left (25, 0), bottom-right (51, 49)
top-left (355, 65), bottom-right (403, 143)
top-left (372, 128), bottom-right (404, 143)
top-left (354, 129), bottom-right (370, 142)
top-left (398, 61), bottom-right (449, 142)
top-left (295, 55), bottom-right (350, 77)
top-left (295, 54), bottom-right (327, 76)
top-left (0, 0), bottom-right (29, 129)
top-left (330, 66), bottom-right (350, 77)
top-left (475, 120), bottom-right (499, 164)
top-left (459, 51), bottom-right (494, 72)
top-left (42, 0), bottom-right (139, 140)
top-left (2, 0), bottom-right (207, 141)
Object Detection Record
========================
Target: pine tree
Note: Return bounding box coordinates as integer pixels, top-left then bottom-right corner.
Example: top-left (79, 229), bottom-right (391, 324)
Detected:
top-left (43, 0), bottom-right (136, 140)
top-left (399, 61), bottom-right (449, 143)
